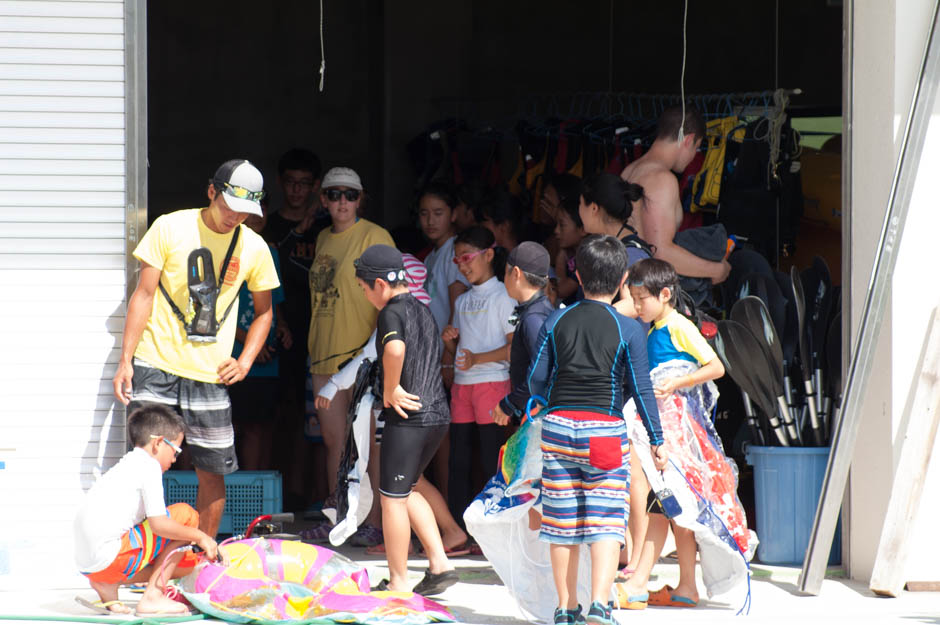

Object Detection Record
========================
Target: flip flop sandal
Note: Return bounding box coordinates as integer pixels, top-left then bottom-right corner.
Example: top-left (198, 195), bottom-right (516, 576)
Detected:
top-left (611, 586), bottom-right (648, 610)
top-left (444, 544), bottom-right (471, 557)
top-left (371, 579), bottom-right (390, 591)
top-left (417, 542), bottom-right (472, 558)
top-left (365, 542), bottom-right (388, 555)
top-left (365, 540), bottom-right (416, 556)
top-left (648, 586), bottom-right (698, 608)
top-left (412, 568), bottom-right (459, 596)
top-left (125, 583), bottom-right (147, 593)
top-left (74, 597), bottom-right (131, 615)
top-left (614, 566), bottom-right (635, 583)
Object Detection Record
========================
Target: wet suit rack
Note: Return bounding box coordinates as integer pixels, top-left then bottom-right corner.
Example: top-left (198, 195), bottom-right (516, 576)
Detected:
top-left (414, 88), bottom-right (803, 263)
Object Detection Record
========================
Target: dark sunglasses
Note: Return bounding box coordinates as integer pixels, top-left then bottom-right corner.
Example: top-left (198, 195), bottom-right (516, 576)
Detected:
top-left (324, 188), bottom-right (361, 202)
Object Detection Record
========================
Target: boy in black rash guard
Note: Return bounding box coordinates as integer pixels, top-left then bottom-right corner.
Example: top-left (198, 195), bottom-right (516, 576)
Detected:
top-left (353, 244), bottom-right (458, 597)
top-left (527, 235), bottom-right (667, 625)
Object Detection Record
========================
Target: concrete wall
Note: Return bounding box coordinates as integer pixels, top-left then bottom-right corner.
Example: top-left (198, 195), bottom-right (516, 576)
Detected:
top-left (850, 0), bottom-right (940, 582)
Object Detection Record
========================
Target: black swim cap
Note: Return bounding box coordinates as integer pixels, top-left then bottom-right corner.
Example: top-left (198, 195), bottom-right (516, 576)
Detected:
top-left (354, 244), bottom-right (406, 282)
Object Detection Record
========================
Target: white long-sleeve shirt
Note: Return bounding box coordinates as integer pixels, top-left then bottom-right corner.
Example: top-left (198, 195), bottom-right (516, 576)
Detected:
top-left (318, 329), bottom-right (378, 401)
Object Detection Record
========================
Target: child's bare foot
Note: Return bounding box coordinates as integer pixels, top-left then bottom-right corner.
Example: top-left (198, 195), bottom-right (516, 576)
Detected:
top-left (135, 594), bottom-right (190, 615)
top-left (384, 579), bottom-right (411, 593)
top-left (670, 582), bottom-right (699, 605)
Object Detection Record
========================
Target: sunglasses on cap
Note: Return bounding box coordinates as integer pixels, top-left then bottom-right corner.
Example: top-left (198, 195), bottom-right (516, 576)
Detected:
top-left (452, 246), bottom-right (493, 265)
top-left (324, 188), bottom-right (361, 202)
top-left (215, 181), bottom-right (265, 203)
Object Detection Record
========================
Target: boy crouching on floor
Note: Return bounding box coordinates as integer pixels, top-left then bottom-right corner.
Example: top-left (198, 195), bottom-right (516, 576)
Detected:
top-left (74, 404), bottom-right (220, 616)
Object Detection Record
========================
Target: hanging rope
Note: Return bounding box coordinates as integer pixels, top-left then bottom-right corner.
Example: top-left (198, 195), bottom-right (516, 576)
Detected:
top-left (678, 0), bottom-right (688, 142)
top-left (318, 0), bottom-right (326, 92)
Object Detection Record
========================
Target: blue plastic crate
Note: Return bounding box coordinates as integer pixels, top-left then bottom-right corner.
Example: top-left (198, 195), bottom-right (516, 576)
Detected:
top-left (163, 470), bottom-right (282, 535)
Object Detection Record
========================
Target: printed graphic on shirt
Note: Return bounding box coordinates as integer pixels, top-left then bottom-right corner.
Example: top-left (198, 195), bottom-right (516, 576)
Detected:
top-left (222, 257), bottom-right (240, 286)
top-left (291, 241), bottom-right (317, 271)
top-left (310, 254), bottom-right (339, 316)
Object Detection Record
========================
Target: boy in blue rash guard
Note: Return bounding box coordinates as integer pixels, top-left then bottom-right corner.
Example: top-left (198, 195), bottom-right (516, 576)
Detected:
top-left (622, 257), bottom-right (726, 608)
top-left (527, 234), bottom-right (667, 625)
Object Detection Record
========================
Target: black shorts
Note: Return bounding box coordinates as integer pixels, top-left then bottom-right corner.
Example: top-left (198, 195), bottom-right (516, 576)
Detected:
top-left (646, 490), bottom-right (663, 515)
top-left (379, 422), bottom-right (448, 498)
top-left (128, 359), bottom-right (238, 475)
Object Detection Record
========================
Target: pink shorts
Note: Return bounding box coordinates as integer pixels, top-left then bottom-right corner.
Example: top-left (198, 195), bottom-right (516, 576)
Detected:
top-left (450, 380), bottom-right (511, 425)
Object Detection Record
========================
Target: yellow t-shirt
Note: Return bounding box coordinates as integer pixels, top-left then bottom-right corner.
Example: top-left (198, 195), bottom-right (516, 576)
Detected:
top-left (133, 208), bottom-right (280, 383)
top-left (308, 218), bottom-right (394, 375)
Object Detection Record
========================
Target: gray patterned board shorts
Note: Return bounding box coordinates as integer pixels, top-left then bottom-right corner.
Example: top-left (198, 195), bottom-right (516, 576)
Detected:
top-left (128, 359), bottom-right (238, 475)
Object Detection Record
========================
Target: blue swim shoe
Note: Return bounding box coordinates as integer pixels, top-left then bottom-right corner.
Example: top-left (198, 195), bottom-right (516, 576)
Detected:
top-left (553, 604), bottom-right (586, 625)
top-left (585, 600), bottom-right (615, 625)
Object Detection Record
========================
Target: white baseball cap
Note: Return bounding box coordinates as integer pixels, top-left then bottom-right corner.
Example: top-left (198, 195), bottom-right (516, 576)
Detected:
top-left (212, 159), bottom-right (265, 217)
top-left (321, 166), bottom-right (363, 191)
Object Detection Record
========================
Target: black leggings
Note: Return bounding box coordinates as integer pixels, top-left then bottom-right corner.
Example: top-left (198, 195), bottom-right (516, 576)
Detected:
top-left (379, 423), bottom-right (449, 497)
top-left (447, 423), bottom-right (507, 525)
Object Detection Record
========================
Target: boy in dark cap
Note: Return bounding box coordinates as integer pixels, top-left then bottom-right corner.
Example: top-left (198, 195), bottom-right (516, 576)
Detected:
top-left (492, 241), bottom-right (555, 426)
top-left (353, 244), bottom-right (458, 596)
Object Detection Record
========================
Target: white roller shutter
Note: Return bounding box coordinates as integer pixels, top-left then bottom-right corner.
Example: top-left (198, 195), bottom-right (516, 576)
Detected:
top-left (0, 0), bottom-right (134, 589)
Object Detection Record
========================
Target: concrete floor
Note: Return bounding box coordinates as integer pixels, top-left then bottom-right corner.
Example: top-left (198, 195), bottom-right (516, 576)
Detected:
top-left (0, 544), bottom-right (936, 625)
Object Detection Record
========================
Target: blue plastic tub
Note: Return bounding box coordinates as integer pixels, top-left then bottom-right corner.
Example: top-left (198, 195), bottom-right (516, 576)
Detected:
top-left (163, 470), bottom-right (282, 535)
top-left (745, 445), bottom-right (841, 565)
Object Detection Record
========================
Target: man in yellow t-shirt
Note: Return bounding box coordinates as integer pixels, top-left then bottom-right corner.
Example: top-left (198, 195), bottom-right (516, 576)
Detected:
top-left (306, 167), bottom-right (393, 527)
top-left (112, 159), bottom-right (280, 538)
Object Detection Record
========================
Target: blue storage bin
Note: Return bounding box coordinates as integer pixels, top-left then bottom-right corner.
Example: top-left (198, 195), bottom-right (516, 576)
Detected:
top-left (163, 470), bottom-right (282, 535)
top-left (745, 446), bottom-right (841, 566)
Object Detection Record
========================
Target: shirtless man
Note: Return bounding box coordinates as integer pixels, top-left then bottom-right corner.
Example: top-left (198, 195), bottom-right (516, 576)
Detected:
top-left (621, 107), bottom-right (731, 284)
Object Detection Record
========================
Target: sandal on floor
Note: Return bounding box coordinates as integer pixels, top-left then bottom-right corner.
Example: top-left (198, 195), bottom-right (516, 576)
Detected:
top-left (74, 597), bottom-right (131, 615)
top-left (614, 566), bottom-right (635, 583)
top-left (365, 539), bottom-right (416, 556)
top-left (418, 541), bottom-right (472, 558)
top-left (412, 568), bottom-right (459, 596)
top-left (611, 585), bottom-right (648, 610)
top-left (648, 585), bottom-right (698, 607)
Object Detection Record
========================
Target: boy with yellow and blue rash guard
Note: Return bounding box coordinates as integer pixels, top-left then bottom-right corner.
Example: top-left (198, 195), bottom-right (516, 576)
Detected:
top-left (527, 235), bottom-right (666, 625)
top-left (623, 257), bottom-right (726, 609)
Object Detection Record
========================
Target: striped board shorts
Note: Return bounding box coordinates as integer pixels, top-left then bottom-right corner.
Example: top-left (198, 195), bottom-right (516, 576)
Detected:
top-left (129, 359), bottom-right (238, 475)
top-left (83, 503), bottom-right (200, 583)
top-left (539, 410), bottom-right (629, 545)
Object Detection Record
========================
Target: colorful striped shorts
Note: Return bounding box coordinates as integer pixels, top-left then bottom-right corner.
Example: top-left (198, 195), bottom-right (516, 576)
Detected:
top-left (539, 410), bottom-right (629, 545)
top-left (83, 503), bottom-right (199, 584)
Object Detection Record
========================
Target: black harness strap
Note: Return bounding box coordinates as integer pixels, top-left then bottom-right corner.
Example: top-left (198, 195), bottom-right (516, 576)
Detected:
top-left (158, 226), bottom-right (241, 332)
